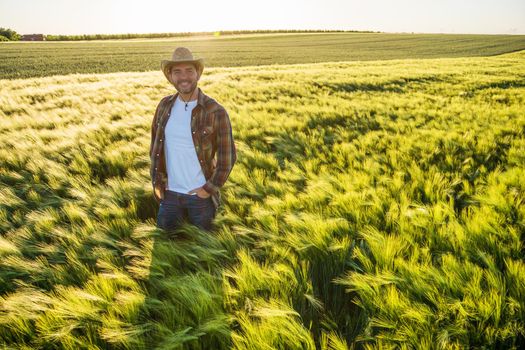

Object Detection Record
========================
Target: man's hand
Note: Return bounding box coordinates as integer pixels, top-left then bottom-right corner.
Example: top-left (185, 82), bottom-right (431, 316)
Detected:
top-left (188, 186), bottom-right (211, 198)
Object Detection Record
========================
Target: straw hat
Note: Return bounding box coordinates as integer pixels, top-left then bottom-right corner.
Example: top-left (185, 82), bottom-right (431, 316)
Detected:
top-left (161, 47), bottom-right (204, 83)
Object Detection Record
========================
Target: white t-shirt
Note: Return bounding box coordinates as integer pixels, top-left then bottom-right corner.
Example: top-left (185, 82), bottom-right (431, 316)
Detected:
top-left (164, 96), bottom-right (206, 195)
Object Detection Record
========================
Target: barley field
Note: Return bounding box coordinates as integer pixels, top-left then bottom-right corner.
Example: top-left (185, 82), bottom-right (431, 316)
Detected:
top-left (1, 43), bottom-right (525, 348)
top-left (1, 32), bottom-right (525, 79)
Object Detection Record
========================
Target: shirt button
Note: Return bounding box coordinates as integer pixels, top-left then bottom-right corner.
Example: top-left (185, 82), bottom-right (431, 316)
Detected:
top-left (192, 131), bottom-right (195, 134)
top-left (155, 167), bottom-right (158, 170)
top-left (156, 153), bottom-right (159, 156)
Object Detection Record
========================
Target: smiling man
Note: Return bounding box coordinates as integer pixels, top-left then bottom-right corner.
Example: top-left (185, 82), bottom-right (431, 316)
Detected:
top-left (150, 47), bottom-right (237, 232)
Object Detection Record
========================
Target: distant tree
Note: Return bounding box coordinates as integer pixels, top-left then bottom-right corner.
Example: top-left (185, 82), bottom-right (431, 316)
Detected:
top-left (0, 34), bottom-right (9, 41)
top-left (0, 27), bottom-right (21, 40)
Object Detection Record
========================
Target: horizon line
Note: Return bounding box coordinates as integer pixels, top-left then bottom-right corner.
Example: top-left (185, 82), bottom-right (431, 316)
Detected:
top-left (15, 29), bottom-right (525, 37)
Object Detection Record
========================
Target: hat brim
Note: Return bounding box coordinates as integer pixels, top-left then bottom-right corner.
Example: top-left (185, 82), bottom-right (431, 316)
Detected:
top-left (161, 58), bottom-right (204, 83)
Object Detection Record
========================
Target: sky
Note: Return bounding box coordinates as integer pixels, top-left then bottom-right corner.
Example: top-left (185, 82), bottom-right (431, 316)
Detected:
top-left (0, 0), bottom-right (524, 35)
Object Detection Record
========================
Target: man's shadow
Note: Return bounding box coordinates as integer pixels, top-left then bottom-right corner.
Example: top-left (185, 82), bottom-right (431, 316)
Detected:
top-left (135, 216), bottom-right (235, 349)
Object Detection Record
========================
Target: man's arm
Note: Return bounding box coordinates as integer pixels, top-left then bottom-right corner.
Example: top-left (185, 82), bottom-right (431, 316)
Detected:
top-left (202, 108), bottom-right (237, 194)
top-left (150, 102), bottom-right (162, 159)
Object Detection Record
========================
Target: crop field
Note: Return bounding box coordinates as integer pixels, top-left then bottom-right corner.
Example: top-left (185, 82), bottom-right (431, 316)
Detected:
top-left (1, 34), bottom-right (525, 349)
top-left (1, 32), bottom-right (525, 79)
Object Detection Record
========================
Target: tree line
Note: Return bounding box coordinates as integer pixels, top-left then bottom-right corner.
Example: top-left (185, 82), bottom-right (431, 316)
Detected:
top-left (0, 28), bottom-right (378, 42)
top-left (0, 27), bottom-right (21, 41)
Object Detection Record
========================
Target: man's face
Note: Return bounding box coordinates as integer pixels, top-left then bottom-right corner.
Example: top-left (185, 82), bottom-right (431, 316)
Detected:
top-left (170, 62), bottom-right (200, 94)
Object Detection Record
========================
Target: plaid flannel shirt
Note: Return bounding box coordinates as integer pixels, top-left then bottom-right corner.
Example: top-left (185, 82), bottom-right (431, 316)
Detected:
top-left (150, 87), bottom-right (237, 210)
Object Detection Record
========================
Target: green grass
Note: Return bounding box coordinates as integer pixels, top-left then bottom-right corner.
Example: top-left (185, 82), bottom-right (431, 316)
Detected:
top-left (1, 32), bottom-right (525, 79)
top-left (1, 50), bottom-right (525, 348)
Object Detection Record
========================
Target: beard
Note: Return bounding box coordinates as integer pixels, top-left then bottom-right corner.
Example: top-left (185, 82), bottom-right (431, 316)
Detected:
top-left (174, 79), bottom-right (198, 94)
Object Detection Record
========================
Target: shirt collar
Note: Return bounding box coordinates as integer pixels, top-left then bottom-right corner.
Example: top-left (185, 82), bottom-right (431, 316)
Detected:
top-left (169, 87), bottom-right (206, 108)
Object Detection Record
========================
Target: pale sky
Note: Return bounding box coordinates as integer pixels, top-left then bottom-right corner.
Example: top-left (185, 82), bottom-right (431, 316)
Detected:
top-left (0, 0), bottom-right (524, 35)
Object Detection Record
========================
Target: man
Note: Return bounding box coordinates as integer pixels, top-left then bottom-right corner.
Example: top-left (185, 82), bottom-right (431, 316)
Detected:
top-left (150, 47), bottom-right (237, 232)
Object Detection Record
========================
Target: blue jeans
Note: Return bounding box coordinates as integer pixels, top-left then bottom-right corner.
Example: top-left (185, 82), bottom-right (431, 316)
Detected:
top-left (156, 190), bottom-right (216, 232)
